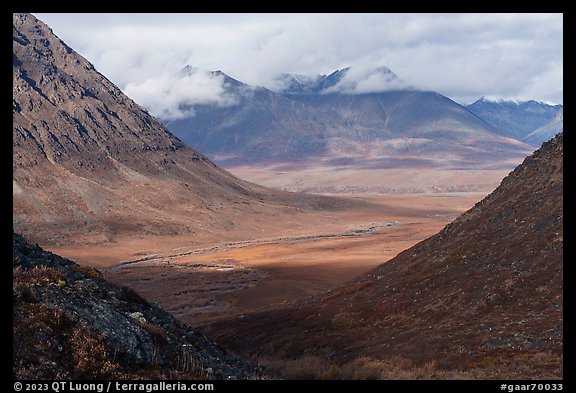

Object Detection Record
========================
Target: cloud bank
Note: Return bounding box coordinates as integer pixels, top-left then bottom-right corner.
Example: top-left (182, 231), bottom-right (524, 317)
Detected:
top-left (323, 65), bottom-right (410, 94)
top-left (35, 13), bottom-right (563, 115)
top-left (124, 68), bottom-right (239, 120)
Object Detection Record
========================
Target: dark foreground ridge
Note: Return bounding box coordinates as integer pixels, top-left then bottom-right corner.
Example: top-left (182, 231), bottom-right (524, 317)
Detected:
top-left (205, 133), bottom-right (563, 379)
top-left (13, 232), bottom-right (263, 379)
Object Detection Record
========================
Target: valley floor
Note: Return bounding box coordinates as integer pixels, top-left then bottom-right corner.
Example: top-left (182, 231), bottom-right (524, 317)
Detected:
top-left (225, 165), bottom-right (512, 195)
top-left (49, 192), bottom-right (488, 327)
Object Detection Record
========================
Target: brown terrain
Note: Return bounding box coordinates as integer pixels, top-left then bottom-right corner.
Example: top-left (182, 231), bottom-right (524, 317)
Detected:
top-left (13, 12), bottom-right (562, 381)
top-left (13, 232), bottom-right (263, 380)
top-left (206, 134), bottom-right (563, 379)
top-left (13, 12), bottom-right (501, 331)
top-left (53, 193), bottom-right (485, 326)
top-left (226, 164), bottom-right (514, 194)
top-left (12, 12), bottom-right (365, 249)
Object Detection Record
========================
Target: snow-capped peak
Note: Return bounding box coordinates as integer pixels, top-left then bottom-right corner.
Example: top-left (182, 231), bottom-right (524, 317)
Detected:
top-left (476, 96), bottom-right (560, 107)
top-left (479, 96), bottom-right (522, 105)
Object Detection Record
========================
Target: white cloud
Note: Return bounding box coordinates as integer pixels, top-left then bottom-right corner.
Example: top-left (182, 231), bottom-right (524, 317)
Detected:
top-left (34, 13), bottom-right (563, 107)
top-left (123, 69), bottom-right (239, 120)
top-left (517, 60), bottom-right (563, 104)
top-left (323, 65), bottom-right (411, 94)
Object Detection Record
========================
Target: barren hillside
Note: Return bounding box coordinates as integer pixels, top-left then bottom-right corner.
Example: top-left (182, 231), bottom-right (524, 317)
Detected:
top-left (206, 134), bottom-right (563, 379)
top-left (12, 13), bottom-right (360, 248)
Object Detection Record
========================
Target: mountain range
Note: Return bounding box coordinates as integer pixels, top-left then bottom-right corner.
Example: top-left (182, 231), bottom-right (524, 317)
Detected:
top-left (164, 67), bottom-right (534, 169)
top-left (466, 97), bottom-right (563, 145)
top-left (206, 133), bottom-right (563, 379)
top-left (272, 65), bottom-right (404, 95)
top-left (13, 12), bottom-right (363, 380)
top-left (13, 13), bottom-right (354, 247)
top-left (13, 13), bottom-right (562, 381)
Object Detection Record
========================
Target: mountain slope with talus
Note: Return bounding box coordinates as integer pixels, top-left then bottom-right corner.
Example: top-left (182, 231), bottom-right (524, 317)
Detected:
top-left (12, 13), bottom-right (357, 247)
top-left (205, 133), bottom-right (563, 379)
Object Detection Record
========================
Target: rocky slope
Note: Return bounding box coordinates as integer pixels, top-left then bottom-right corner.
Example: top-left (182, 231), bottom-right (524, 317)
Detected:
top-left (13, 232), bottom-right (263, 379)
top-left (13, 13), bottom-right (356, 247)
top-left (164, 67), bottom-right (533, 169)
top-left (205, 133), bottom-right (563, 379)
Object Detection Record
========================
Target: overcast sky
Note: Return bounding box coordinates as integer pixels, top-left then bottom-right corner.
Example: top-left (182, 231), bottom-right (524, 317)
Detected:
top-left (35, 13), bottom-right (563, 119)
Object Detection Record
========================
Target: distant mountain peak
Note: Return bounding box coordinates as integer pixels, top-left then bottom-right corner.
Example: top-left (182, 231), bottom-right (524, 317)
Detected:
top-left (272, 65), bottom-right (405, 95)
top-left (178, 64), bottom-right (197, 76)
top-left (374, 65), bottom-right (397, 77)
top-left (177, 66), bottom-right (246, 89)
top-left (475, 96), bottom-right (560, 107)
top-left (467, 97), bottom-right (563, 143)
top-left (477, 96), bottom-right (522, 105)
top-left (210, 70), bottom-right (246, 88)
top-left (274, 67), bottom-right (350, 95)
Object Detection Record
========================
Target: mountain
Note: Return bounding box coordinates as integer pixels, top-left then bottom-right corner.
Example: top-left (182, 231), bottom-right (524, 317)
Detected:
top-left (13, 13), bottom-right (347, 247)
top-left (164, 67), bottom-right (343, 164)
top-left (205, 133), bottom-right (563, 379)
top-left (274, 66), bottom-right (402, 95)
top-left (13, 232), bottom-right (262, 379)
top-left (523, 108), bottom-right (563, 146)
top-left (466, 97), bottom-right (563, 144)
top-left (163, 67), bottom-right (533, 169)
top-left (273, 67), bottom-right (351, 95)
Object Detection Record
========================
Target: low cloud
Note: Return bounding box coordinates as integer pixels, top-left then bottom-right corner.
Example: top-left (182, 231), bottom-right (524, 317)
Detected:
top-left (36, 13), bottom-right (563, 105)
top-left (324, 66), bottom-right (411, 94)
top-left (123, 69), bottom-right (239, 120)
